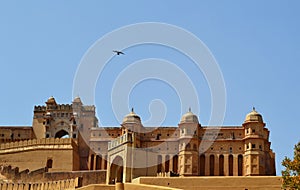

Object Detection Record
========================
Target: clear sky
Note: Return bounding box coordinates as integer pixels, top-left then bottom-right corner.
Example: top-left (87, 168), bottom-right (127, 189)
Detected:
top-left (0, 1), bottom-right (299, 175)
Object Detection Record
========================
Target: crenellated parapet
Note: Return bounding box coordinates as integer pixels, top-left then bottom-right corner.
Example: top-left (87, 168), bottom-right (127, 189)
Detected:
top-left (0, 138), bottom-right (77, 154)
top-left (34, 104), bottom-right (73, 111)
top-left (0, 178), bottom-right (80, 190)
top-left (34, 105), bottom-right (47, 111)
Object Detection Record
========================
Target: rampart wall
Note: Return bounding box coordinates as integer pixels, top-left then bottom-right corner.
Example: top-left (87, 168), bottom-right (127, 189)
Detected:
top-left (0, 138), bottom-right (76, 152)
top-left (0, 165), bottom-right (106, 187)
top-left (132, 176), bottom-right (282, 190)
top-left (0, 138), bottom-right (79, 172)
top-left (0, 177), bottom-right (79, 190)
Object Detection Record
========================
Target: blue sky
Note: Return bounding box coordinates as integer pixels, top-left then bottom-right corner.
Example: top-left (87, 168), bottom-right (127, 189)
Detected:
top-left (0, 1), bottom-right (299, 175)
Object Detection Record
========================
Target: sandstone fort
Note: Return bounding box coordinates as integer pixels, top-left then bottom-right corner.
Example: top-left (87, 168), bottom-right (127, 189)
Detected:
top-left (0, 96), bottom-right (281, 190)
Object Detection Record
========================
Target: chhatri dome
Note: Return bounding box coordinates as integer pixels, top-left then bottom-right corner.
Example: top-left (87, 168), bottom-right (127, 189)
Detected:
top-left (122, 108), bottom-right (141, 124)
top-left (244, 107), bottom-right (263, 123)
top-left (180, 108), bottom-right (199, 124)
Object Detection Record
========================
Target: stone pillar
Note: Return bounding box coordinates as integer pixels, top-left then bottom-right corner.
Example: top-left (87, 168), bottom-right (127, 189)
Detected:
top-left (215, 154), bottom-right (219, 176)
top-left (88, 155), bottom-right (92, 170)
top-left (105, 155), bottom-right (108, 169)
top-left (224, 154), bottom-right (229, 176)
top-left (101, 155), bottom-right (105, 170)
top-left (169, 155), bottom-right (173, 172)
top-left (205, 154), bottom-right (210, 176)
top-left (162, 155), bottom-right (165, 172)
top-left (233, 154), bottom-right (238, 176)
top-left (93, 155), bottom-right (97, 171)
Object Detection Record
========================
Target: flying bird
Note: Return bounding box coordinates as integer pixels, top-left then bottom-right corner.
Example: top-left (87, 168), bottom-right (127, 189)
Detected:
top-left (113, 50), bottom-right (125, 55)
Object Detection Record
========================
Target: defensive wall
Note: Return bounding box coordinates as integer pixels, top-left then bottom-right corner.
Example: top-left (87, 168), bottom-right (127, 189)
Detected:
top-left (132, 176), bottom-right (282, 190)
top-left (0, 177), bottom-right (80, 190)
top-left (0, 138), bottom-right (79, 172)
top-left (75, 176), bottom-right (283, 190)
top-left (0, 165), bottom-right (106, 186)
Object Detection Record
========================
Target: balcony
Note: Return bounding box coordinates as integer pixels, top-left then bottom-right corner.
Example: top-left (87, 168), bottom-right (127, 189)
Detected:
top-left (108, 133), bottom-right (132, 150)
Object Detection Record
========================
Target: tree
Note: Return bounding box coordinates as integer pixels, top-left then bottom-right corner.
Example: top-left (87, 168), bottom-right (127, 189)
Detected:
top-left (282, 142), bottom-right (300, 189)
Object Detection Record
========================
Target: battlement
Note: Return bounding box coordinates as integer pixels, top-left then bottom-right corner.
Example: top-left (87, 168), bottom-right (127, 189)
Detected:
top-left (34, 105), bottom-right (47, 111)
top-left (34, 104), bottom-right (73, 111)
top-left (0, 138), bottom-right (76, 154)
top-left (34, 104), bottom-right (95, 112)
top-left (0, 165), bottom-right (105, 187)
top-left (0, 178), bottom-right (80, 190)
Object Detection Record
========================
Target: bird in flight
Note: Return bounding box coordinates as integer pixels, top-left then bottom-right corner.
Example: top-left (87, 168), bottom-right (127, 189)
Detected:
top-left (113, 50), bottom-right (125, 55)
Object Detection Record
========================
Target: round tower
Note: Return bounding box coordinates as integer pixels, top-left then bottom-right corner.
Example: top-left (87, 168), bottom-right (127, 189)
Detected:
top-left (178, 108), bottom-right (200, 176)
top-left (243, 107), bottom-right (267, 176)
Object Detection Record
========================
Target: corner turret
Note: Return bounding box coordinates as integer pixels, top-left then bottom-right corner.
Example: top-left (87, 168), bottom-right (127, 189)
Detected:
top-left (178, 108), bottom-right (200, 176)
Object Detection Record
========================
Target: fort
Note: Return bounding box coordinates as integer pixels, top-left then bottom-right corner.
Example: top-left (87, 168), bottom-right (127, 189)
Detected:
top-left (0, 96), bottom-right (281, 189)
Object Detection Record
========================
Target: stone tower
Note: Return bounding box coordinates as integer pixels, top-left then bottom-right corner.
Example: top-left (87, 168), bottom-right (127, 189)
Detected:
top-left (178, 109), bottom-right (200, 176)
top-left (32, 96), bottom-right (78, 139)
top-left (242, 108), bottom-right (275, 176)
top-left (32, 96), bottom-right (98, 170)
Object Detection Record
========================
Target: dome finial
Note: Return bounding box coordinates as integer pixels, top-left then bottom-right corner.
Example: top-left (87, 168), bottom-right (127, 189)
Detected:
top-left (244, 107), bottom-right (263, 123)
top-left (131, 107), bottom-right (134, 113)
top-left (189, 107), bottom-right (191, 112)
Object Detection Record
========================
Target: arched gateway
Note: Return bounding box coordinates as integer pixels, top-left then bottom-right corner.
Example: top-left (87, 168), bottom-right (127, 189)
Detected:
top-left (109, 156), bottom-right (124, 184)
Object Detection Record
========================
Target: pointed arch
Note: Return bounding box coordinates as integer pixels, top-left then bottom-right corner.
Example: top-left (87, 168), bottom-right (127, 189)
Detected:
top-left (55, 129), bottom-right (69, 138)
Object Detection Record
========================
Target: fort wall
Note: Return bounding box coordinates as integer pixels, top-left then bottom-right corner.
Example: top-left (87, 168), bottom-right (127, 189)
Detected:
top-left (44, 170), bottom-right (106, 186)
top-left (1, 165), bottom-right (106, 186)
top-left (132, 176), bottom-right (282, 190)
top-left (0, 138), bottom-right (79, 172)
top-left (0, 177), bottom-right (80, 190)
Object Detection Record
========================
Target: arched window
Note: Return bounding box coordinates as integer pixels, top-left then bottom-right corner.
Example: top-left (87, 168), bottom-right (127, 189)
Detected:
top-left (200, 154), bottom-right (205, 176)
top-left (219, 155), bottom-right (224, 176)
top-left (238, 155), bottom-right (243, 176)
top-left (46, 159), bottom-right (53, 168)
top-left (210, 155), bottom-right (215, 176)
top-left (229, 154), bottom-right (233, 176)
